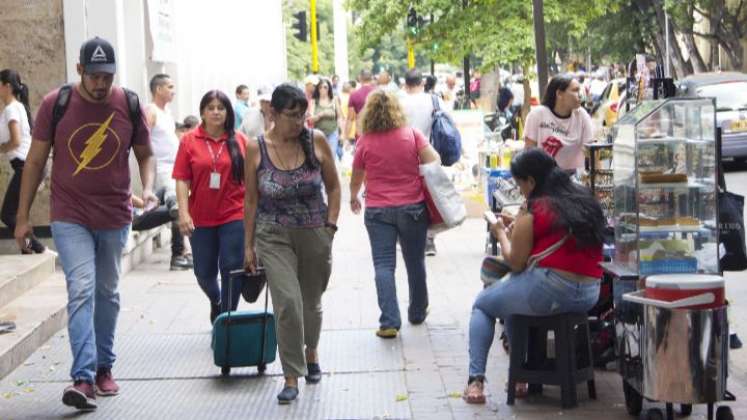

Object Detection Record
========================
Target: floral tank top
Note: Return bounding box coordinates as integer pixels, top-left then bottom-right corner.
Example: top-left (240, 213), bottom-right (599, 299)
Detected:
top-left (256, 134), bottom-right (328, 227)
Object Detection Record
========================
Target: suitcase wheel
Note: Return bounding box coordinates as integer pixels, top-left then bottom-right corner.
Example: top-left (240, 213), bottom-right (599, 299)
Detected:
top-left (221, 366), bottom-right (231, 377)
top-left (258, 363), bottom-right (266, 375)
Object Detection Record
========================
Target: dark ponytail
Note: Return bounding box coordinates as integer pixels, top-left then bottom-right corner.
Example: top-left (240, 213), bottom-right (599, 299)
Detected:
top-left (510, 149), bottom-right (605, 249)
top-left (0, 69), bottom-right (33, 130)
top-left (198, 89), bottom-right (244, 183)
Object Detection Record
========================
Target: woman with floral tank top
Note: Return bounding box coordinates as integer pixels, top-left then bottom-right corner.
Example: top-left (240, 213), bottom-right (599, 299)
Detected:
top-left (243, 84), bottom-right (340, 404)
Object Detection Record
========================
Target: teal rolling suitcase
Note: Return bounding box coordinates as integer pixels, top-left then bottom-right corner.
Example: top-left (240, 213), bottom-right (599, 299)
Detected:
top-left (212, 269), bottom-right (277, 376)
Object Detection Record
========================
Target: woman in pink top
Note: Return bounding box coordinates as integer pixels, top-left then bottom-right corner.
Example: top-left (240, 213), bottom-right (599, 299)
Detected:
top-left (350, 90), bottom-right (440, 339)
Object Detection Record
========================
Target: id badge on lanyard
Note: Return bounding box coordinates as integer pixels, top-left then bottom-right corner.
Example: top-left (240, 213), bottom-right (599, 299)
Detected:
top-left (205, 140), bottom-right (225, 190)
top-left (209, 172), bottom-right (221, 189)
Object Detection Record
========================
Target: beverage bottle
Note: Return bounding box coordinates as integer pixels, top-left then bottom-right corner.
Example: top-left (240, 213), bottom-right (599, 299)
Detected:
top-left (501, 146), bottom-right (512, 169)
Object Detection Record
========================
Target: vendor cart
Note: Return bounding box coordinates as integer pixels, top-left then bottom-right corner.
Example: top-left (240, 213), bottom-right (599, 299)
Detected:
top-left (602, 97), bottom-right (735, 420)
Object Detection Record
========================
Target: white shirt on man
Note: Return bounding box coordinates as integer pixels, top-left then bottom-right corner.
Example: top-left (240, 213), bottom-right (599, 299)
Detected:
top-left (148, 104), bottom-right (179, 167)
top-left (398, 91), bottom-right (444, 139)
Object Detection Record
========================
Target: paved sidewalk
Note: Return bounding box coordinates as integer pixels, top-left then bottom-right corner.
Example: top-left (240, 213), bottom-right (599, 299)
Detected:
top-left (2, 203), bottom-right (747, 419)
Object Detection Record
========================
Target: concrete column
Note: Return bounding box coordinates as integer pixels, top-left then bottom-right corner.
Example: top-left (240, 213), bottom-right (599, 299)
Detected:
top-left (333, 0), bottom-right (349, 82)
top-left (62, 0), bottom-right (86, 82)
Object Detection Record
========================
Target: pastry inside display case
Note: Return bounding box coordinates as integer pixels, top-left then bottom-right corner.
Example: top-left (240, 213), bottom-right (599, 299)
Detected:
top-left (610, 97), bottom-right (718, 277)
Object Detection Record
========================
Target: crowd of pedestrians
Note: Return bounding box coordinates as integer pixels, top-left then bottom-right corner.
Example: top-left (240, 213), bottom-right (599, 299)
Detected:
top-left (1, 35), bottom-right (605, 411)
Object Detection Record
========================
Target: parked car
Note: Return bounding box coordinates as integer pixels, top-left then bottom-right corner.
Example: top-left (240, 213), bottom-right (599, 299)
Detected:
top-left (678, 72), bottom-right (747, 160)
top-left (590, 78), bottom-right (626, 140)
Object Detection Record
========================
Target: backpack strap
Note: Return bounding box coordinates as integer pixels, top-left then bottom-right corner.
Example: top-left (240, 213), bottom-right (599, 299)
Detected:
top-left (49, 85), bottom-right (142, 147)
top-left (50, 84), bottom-right (74, 144)
top-left (122, 87), bottom-right (142, 146)
top-left (431, 94), bottom-right (441, 116)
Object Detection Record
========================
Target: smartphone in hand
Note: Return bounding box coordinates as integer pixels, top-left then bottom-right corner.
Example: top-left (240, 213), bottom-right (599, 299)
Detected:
top-left (483, 211), bottom-right (498, 225)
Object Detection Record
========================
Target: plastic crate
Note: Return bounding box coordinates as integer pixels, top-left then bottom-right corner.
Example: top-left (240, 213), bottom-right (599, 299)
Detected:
top-left (482, 168), bottom-right (511, 207)
top-left (639, 258), bottom-right (698, 276)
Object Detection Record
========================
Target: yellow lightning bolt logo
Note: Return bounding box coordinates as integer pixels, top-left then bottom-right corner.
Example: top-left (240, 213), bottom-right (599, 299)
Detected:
top-left (74, 113), bottom-right (114, 176)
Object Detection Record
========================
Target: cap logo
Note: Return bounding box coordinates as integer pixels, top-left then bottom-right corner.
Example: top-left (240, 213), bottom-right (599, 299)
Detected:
top-left (90, 45), bottom-right (108, 62)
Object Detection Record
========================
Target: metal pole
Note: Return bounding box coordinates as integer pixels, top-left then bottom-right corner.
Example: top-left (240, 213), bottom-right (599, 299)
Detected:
top-left (664, 12), bottom-right (671, 77)
top-left (311, 0), bottom-right (319, 73)
top-left (408, 39), bottom-right (416, 69)
top-left (430, 13), bottom-right (435, 76)
top-left (463, 0), bottom-right (470, 108)
top-left (532, 0), bottom-right (548, 100)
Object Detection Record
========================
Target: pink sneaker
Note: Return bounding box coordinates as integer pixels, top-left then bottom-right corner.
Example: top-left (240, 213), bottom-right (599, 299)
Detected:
top-left (95, 367), bottom-right (120, 396)
top-left (62, 380), bottom-right (97, 411)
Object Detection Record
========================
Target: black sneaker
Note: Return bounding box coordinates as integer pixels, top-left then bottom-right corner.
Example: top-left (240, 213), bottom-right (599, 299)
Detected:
top-left (170, 255), bottom-right (193, 270)
top-left (277, 386), bottom-right (299, 404)
top-left (62, 380), bottom-right (97, 411)
top-left (29, 237), bottom-right (46, 254)
top-left (731, 333), bottom-right (743, 349)
top-left (409, 307), bottom-right (429, 325)
top-left (210, 302), bottom-right (221, 325)
top-left (425, 238), bottom-right (437, 256)
top-left (305, 363), bottom-right (322, 384)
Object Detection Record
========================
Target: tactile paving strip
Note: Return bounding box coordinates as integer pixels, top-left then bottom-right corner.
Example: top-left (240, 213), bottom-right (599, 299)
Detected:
top-left (2, 329), bottom-right (405, 384)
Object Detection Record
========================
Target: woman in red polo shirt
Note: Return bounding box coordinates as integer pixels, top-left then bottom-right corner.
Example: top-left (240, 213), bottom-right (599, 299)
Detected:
top-left (463, 149), bottom-right (604, 404)
top-left (173, 90), bottom-right (247, 323)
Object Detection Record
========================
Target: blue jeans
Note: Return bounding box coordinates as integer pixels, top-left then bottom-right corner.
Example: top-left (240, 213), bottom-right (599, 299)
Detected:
top-left (364, 203), bottom-right (429, 329)
top-left (468, 267), bottom-right (600, 377)
top-left (51, 221), bottom-right (130, 383)
top-left (324, 130), bottom-right (340, 162)
top-left (189, 220), bottom-right (244, 312)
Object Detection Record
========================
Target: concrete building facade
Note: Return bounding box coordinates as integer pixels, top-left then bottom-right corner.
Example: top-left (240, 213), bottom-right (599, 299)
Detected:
top-left (0, 0), bottom-right (287, 240)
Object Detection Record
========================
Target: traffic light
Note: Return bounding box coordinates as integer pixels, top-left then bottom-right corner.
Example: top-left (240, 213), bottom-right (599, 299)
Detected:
top-left (406, 7), bottom-right (418, 37)
top-left (292, 11), bottom-right (307, 42)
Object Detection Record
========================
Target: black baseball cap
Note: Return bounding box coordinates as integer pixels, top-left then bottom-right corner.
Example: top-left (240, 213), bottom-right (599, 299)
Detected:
top-left (79, 37), bottom-right (116, 74)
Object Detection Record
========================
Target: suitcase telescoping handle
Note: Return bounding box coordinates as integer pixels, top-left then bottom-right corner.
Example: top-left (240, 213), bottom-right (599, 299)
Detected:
top-left (227, 267), bottom-right (270, 368)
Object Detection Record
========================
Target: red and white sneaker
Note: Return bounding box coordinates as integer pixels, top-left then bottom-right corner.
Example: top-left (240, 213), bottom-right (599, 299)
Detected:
top-left (95, 367), bottom-right (120, 396)
top-left (62, 380), bottom-right (97, 411)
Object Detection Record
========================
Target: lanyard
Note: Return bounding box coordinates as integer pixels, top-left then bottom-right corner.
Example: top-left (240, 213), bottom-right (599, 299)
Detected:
top-left (203, 139), bottom-right (226, 172)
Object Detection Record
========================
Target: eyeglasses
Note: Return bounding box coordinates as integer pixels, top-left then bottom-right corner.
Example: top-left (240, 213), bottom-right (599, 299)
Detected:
top-left (280, 111), bottom-right (306, 120)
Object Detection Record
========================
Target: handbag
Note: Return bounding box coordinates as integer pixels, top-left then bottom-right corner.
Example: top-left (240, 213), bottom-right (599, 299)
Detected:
top-left (480, 234), bottom-right (569, 288)
top-left (237, 267), bottom-right (267, 303)
top-left (717, 163), bottom-right (747, 272)
top-left (420, 160), bottom-right (467, 232)
top-left (480, 256), bottom-right (512, 288)
top-left (719, 189), bottom-right (747, 271)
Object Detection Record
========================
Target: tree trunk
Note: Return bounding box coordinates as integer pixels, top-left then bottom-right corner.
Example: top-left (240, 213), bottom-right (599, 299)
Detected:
top-left (723, 38), bottom-right (744, 70)
top-left (647, 0), bottom-right (693, 77)
top-left (520, 65), bottom-right (532, 122)
top-left (708, 0), bottom-right (724, 70)
top-left (480, 66), bottom-right (501, 112)
top-left (681, 31), bottom-right (708, 73)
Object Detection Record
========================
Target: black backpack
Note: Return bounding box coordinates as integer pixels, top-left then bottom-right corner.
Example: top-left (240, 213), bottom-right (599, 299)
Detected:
top-left (430, 94), bottom-right (462, 166)
top-left (50, 84), bottom-right (142, 144)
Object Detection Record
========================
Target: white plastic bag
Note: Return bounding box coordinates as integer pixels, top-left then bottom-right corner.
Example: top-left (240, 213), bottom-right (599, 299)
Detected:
top-left (420, 161), bottom-right (466, 232)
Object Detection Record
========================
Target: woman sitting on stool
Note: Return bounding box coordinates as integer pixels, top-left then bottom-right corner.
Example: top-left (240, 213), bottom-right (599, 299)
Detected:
top-left (464, 149), bottom-right (604, 404)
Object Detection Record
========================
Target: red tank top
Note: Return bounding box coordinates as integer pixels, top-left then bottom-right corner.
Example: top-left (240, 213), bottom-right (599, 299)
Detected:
top-left (529, 199), bottom-right (602, 278)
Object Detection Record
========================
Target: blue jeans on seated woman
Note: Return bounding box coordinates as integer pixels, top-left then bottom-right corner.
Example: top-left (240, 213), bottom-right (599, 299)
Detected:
top-left (364, 203), bottom-right (429, 330)
top-left (468, 267), bottom-right (600, 377)
top-left (189, 220), bottom-right (244, 312)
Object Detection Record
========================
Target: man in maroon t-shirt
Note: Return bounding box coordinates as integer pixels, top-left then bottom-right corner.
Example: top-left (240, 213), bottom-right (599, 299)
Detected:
top-left (345, 69), bottom-right (376, 141)
top-left (14, 37), bottom-right (156, 411)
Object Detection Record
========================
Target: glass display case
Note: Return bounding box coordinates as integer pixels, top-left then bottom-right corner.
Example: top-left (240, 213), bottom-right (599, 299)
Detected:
top-left (611, 98), bottom-right (718, 277)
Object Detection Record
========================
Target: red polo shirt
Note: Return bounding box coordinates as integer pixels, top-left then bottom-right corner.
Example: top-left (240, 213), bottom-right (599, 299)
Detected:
top-left (172, 126), bottom-right (247, 227)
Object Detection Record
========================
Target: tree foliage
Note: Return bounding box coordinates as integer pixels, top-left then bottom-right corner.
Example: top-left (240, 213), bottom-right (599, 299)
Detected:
top-left (284, 0), bottom-right (337, 81)
top-left (346, 0), bottom-right (614, 73)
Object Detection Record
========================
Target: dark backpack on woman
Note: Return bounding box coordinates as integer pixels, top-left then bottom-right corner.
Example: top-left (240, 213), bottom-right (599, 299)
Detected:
top-left (430, 95), bottom-right (462, 166)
